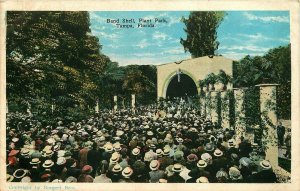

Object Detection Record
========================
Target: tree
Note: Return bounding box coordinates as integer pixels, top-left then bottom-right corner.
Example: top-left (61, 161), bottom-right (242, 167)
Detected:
top-left (6, 11), bottom-right (110, 113)
top-left (180, 11), bottom-right (226, 58)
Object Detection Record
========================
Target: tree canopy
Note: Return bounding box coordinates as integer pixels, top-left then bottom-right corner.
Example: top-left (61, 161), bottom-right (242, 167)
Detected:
top-left (180, 11), bottom-right (226, 58)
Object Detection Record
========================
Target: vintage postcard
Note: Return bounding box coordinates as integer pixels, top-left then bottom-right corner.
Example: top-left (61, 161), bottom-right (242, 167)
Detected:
top-left (0, 0), bottom-right (299, 191)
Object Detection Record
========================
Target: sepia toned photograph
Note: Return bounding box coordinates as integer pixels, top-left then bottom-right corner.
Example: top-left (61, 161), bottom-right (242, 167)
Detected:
top-left (1, 2), bottom-right (298, 190)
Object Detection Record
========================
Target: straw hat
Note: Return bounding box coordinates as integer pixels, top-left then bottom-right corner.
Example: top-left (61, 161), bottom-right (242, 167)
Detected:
top-left (229, 167), bottom-right (242, 179)
top-left (110, 152), bottom-right (120, 164)
top-left (172, 163), bottom-right (183, 173)
top-left (260, 160), bottom-right (272, 170)
top-left (105, 144), bottom-right (114, 153)
top-left (213, 149), bottom-right (223, 157)
top-left (132, 148), bottom-right (140, 156)
top-left (150, 160), bottom-right (160, 171)
top-left (13, 169), bottom-right (28, 179)
top-left (163, 147), bottom-right (170, 156)
top-left (144, 152), bottom-right (153, 162)
top-left (122, 167), bottom-right (133, 178)
top-left (42, 160), bottom-right (54, 168)
top-left (201, 153), bottom-right (212, 162)
top-left (196, 176), bottom-right (209, 183)
top-left (30, 158), bottom-right (41, 165)
top-left (43, 149), bottom-right (54, 157)
top-left (12, 137), bottom-right (19, 143)
top-left (112, 164), bottom-right (123, 173)
top-left (52, 179), bottom-right (63, 183)
top-left (21, 176), bottom-right (31, 182)
top-left (156, 149), bottom-right (163, 157)
top-left (65, 176), bottom-right (77, 183)
top-left (7, 174), bottom-right (14, 182)
top-left (197, 160), bottom-right (207, 168)
top-left (20, 149), bottom-right (30, 157)
top-left (159, 179), bottom-right (168, 183)
top-left (56, 157), bottom-right (66, 165)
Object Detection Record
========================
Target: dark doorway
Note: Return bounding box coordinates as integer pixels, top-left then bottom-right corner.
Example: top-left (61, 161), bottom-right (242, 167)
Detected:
top-left (166, 74), bottom-right (198, 98)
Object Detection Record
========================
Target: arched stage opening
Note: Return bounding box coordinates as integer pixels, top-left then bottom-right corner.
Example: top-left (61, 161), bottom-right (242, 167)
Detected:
top-left (166, 74), bottom-right (198, 98)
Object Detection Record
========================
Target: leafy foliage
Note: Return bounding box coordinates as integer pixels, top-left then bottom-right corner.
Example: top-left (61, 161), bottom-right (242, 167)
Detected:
top-left (7, 11), bottom-right (110, 114)
top-left (180, 11), bottom-right (226, 58)
top-left (233, 44), bottom-right (291, 120)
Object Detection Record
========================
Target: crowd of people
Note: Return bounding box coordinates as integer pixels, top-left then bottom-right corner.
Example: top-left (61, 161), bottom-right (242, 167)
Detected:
top-left (6, 98), bottom-right (280, 183)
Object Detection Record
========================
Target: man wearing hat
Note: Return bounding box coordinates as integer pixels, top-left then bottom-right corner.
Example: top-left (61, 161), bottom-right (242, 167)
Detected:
top-left (119, 167), bottom-right (134, 183)
top-left (78, 142), bottom-right (90, 169)
top-left (149, 160), bottom-right (165, 183)
top-left (158, 147), bottom-right (173, 170)
top-left (211, 149), bottom-right (227, 176)
top-left (66, 158), bottom-right (81, 179)
top-left (107, 163), bottom-right (123, 182)
top-left (87, 142), bottom-right (101, 177)
top-left (187, 160), bottom-right (211, 183)
top-left (250, 160), bottom-right (277, 183)
top-left (78, 165), bottom-right (94, 182)
top-left (94, 161), bottom-right (112, 183)
top-left (167, 164), bottom-right (185, 183)
top-left (29, 158), bottom-right (41, 182)
top-left (131, 148), bottom-right (147, 182)
top-left (18, 148), bottom-right (31, 170)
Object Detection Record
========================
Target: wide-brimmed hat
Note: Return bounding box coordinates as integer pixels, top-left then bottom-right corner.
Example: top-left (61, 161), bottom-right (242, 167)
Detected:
top-left (213, 149), bottom-right (223, 157)
top-left (8, 150), bottom-right (19, 157)
top-left (216, 169), bottom-right (228, 179)
top-left (65, 176), bottom-right (77, 183)
top-left (163, 147), bottom-right (170, 156)
top-left (187, 154), bottom-right (198, 162)
top-left (228, 139), bottom-right (236, 148)
top-left (260, 160), bottom-right (272, 170)
top-left (204, 143), bottom-right (214, 152)
top-left (147, 131), bottom-right (154, 136)
top-left (174, 150), bottom-right (184, 161)
top-left (12, 137), bottom-right (19, 143)
top-left (177, 138), bottom-right (183, 143)
top-left (20, 149), bottom-right (30, 156)
top-left (42, 160), bottom-right (54, 168)
top-left (112, 164), bottom-right (123, 173)
top-left (13, 169), bottom-right (28, 179)
top-left (156, 149), bottom-right (163, 157)
top-left (30, 158), bottom-right (41, 165)
top-left (159, 179), bottom-right (168, 183)
top-left (110, 152), bottom-right (120, 164)
top-left (105, 144), bottom-right (114, 153)
top-left (239, 157), bottom-right (251, 167)
top-left (201, 153), bottom-right (212, 162)
top-left (20, 176), bottom-right (31, 182)
top-left (7, 174), bottom-right (14, 182)
top-left (57, 150), bottom-right (66, 158)
top-left (196, 176), bottom-right (209, 183)
top-left (132, 148), bottom-right (140, 156)
top-left (229, 167), bottom-right (241, 179)
top-left (172, 163), bottom-right (183, 172)
top-left (122, 167), bottom-right (133, 178)
top-left (150, 160), bottom-right (160, 171)
top-left (57, 157), bottom-right (66, 165)
top-left (43, 149), bottom-right (54, 157)
top-left (113, 142), bottom-right (121, 152)
top-left (197, 160), bottom-right (207, 168)
top-left (144, 152), bottom-right (153, 162)
top-left (82, 165), bottom-right (93, 174)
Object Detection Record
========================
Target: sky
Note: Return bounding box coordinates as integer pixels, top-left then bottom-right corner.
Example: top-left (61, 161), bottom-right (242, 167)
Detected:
top-left (89, 11), bottom-right (290, 66)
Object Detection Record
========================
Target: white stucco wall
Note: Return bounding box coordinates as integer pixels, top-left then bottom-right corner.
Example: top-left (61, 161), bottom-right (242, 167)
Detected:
top-left (157, 56), bottom-right (234, 98)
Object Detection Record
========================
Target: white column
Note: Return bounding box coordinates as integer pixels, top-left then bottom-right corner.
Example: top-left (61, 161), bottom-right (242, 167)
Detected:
top-left (256, 84), bottom-right (279, 167)
top-left (131, 94), bottom-right (136, 108)
top-left (95, 100), bottom-right (99, 114)
top-left (221, 90), bottom-right (230, 129)
top-left (200, 92), bottom-right (206, 117)
top-left (210, 91), bottom-right (218, 123)
top-left (205, 91), bottom-right (211, 119)
top-left (234, 88), bottom-right (246, 139)
top-left (51, 104), bottom-right (55, 114)
top-left (113, 96), bottom-right (118, 111)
